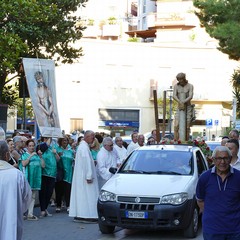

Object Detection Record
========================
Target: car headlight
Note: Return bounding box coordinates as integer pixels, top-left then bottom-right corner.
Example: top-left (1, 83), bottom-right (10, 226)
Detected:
top-left (99, 190), bottom-right (116, 202)
top-left (160, 193), bottom-right (188, 205)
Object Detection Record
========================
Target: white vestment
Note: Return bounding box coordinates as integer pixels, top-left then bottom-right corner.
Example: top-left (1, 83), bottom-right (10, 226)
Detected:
top-left (126, 141), bottom-right (139, 156)
top-left (97, 147), bottom-right (120, 189)
top-left (114, 144), bottom-right (127, 163)
top-left (69, 140), bottom-right (99, 218)
top-left (0, 160), bottom-right (32, 240)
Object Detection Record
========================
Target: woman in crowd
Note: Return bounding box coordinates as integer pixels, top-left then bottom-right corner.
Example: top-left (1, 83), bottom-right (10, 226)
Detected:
top-left (6, 138), bottom-right (18, 168)
top-left (90, 138), bottom-right (100, 166)
top-left (37, 137), bottom-right (60, 218)
top-left (55, 137), bottom-right (74, 213)
top-left (19, 139), bottom-right (45, 220)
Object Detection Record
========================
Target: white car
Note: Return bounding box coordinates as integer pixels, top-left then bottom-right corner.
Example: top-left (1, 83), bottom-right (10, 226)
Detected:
top-left (97, 144), bottom-right (209, 238)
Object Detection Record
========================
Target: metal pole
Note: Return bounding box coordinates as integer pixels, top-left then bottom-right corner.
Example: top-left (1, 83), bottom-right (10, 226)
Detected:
top-left (169, 89), bottom-right (172, 134)
top-left (233, 98), bottom-right (237, 128)
top-left (22, 76), bottom-right (26, 130)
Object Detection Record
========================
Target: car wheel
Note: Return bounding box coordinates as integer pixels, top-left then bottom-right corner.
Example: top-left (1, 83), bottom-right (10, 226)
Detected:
top-left (98, 222), bottom-right (115, 234)
top-left (183, 207), bottom-right (199, 238)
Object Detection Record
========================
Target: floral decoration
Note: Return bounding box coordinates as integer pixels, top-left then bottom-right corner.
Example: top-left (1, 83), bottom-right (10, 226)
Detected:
top-left (160, 138), bottom-right (213, 166)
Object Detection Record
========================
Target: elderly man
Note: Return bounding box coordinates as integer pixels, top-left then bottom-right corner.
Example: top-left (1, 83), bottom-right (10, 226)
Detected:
top-left (114, 136), bottom-right (127, 164)
top-left (11, 136), bottom-right (25, 164)
top-left (196, 146), bottom-right (240, 239)
top-left (127, 132), bottom-right (138, 156)
top-left (97, 137), bottom-right (121, 189)
top-left (69, 130), bottom-right (99, 223)
top-left (0, 140), bottom-right (32, 240)
top-left (137, 134), bottom-right (145, 147)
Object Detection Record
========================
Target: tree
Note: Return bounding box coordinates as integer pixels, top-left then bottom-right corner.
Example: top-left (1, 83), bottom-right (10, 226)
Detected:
top-left (193, 0), bottom-right (240, 117)
top-left (158, 97), bottom-right (177, 119)
top-left (193, 0), bottom-right (240, 61)
top-left (231, 68), bottom-right (240, 118)
top-left (0, 0), bottom-right (88, 106)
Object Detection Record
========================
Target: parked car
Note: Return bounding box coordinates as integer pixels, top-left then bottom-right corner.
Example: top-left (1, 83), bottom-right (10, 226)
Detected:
top-left (144, 131), bottom-right (174, 143)
top-left (97, 144), bottom-right (209, 238)
top-left (205, 141), bottom-right (221, 152)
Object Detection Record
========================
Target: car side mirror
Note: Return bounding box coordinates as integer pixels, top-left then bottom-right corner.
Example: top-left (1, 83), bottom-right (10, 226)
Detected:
top-left (109, 167), bottom-right (118, 174)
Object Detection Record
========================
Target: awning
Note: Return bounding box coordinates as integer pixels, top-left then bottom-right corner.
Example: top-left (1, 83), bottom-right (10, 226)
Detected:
top-left (125, 29), bottom-right (156, 39)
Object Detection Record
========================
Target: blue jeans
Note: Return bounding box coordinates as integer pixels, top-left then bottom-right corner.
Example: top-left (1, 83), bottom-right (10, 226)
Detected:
top-left (203, 232), bottom-right (240, 240)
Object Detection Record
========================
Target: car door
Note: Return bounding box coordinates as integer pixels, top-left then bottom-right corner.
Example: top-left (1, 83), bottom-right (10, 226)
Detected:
top-left (196, 150), bottom-right (209, 175)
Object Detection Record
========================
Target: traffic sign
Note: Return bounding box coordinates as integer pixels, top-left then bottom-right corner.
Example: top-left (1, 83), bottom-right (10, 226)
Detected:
top-left (214, 120), bottom-right (219, 126)
top-left (206, 118), bottom-right (213, 128)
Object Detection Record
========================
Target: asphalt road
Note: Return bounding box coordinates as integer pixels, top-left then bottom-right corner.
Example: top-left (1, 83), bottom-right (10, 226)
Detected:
top-left (22, 207), bottom-right (203, 240)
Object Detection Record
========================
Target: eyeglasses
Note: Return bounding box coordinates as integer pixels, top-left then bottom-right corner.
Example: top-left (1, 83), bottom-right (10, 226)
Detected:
top-left (106, 144), bottom-right (113, 147)
top-left (214, 157), bottom-right (230, 162)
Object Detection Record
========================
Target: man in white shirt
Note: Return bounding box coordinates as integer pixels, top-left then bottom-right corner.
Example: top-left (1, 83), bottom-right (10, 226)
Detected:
top-left (114, 136), bottom-right (127, 164)
top-left (229, 129), bottom-right (240, 157)
top-left (225, 138), bottom-right (240, 170)
top-left (126, 132), bottom-right (138, 156)
top-left (0, 140), bottom-right (32, 240)
top-left (97, 137), bottom-right (121, 189)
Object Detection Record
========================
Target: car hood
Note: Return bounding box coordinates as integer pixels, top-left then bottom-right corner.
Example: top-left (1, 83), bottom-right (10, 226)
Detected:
top-left (101, 173), bottom-right (193, 197)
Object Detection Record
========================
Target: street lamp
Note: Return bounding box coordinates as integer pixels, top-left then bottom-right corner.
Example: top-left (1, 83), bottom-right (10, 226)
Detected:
top-left (166, 86), bottom-right (173, 134)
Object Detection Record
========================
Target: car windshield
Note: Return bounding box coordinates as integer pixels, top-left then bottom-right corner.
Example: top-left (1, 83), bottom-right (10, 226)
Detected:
top-left (119, 150), bottom-right (193, 175)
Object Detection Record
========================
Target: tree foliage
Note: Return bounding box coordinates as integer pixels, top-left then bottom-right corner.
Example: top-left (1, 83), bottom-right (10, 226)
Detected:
top-left (158, 97), bottom-right (178, 119)
top-left (193, 0), bottom-right (240, 61)
top-left (231, 68), bottom-right (240, 118)
top-left (0, 0), bottom-right (88, 106)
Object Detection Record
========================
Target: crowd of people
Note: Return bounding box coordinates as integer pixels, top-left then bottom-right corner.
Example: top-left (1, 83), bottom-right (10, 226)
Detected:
top-left (0, 128), bottom-right (158, 234)
top-left (3, 127), bottom-right (240, 239)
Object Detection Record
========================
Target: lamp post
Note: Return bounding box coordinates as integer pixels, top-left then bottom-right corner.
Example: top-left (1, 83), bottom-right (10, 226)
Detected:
top-left (166, 86), bottom-right (173, 134)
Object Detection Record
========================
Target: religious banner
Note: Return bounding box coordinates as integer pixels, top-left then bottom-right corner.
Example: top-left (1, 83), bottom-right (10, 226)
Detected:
top-left (22, 58), bottom-right (62, 138)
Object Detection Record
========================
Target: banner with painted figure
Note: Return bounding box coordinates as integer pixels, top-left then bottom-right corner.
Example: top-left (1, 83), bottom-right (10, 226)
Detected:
top-left (22, 58), bottom-right (62, 138)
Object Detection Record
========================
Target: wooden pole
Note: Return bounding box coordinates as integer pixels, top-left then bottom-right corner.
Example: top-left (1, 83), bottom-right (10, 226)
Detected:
top-left (153, 90), bottom-right (160, 143)
top-left (162, 91), bottom-right (166, 139)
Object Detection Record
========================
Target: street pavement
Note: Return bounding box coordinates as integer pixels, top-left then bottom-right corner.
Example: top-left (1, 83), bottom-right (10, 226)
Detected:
top-left (23, 206), bottom-right (203, 240)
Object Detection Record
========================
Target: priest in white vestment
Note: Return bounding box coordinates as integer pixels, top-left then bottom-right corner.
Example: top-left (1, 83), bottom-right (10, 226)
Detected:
top-left (126, 132), bottom-right (139, 156)
top-left (69, 130), bottom-right (99, 220)
top-left (97, 137), bottom-right (121, 189)
top-left (114, 136), bottom-right (127, 163)
top-left (0, 140), bottom-right (32, 240)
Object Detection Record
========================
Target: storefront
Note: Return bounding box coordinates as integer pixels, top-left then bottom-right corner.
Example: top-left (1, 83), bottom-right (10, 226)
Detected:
top-left (98, 109), bottom-right (140, 136)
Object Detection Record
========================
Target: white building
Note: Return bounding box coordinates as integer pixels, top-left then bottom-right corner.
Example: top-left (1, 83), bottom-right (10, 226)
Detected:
top-left (55, 38), bottom-right (238, 139)
top-left (7, 0), bottom-right (239, 140)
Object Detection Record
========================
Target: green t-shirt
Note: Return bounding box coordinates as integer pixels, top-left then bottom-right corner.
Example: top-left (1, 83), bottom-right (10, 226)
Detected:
top-left (19, 152), bottom-right (42, 190)
top-left (42, 146), bottom-right (57, 178)
top-left (56, 146), bottom-right (74, 183)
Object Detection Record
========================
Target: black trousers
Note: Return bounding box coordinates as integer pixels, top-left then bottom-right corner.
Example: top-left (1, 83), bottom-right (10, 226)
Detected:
top-left (55, 180), bottom-right (71, 208)
top-left (39, 176), bottom-right (55, 211)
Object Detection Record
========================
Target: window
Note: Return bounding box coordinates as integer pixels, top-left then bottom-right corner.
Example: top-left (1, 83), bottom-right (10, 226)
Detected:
top-left (196, 150), bottom-right (208, 175)
top-left (70, 118), bottom-right (83, 132)
top-left (99, 109), bottom-right (139, 121)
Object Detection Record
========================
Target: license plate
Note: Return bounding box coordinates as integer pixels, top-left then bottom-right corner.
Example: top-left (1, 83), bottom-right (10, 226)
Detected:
top-left (125, 211), bottom-right (148, 219)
